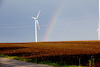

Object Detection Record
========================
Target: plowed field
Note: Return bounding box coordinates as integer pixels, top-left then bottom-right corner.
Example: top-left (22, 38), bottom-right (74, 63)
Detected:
top-left (0, 40), bottom-right (100, 58)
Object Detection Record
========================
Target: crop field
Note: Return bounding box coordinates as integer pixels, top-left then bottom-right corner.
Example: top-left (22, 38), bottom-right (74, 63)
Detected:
top-left (0, 40), bottom-right (100, 66)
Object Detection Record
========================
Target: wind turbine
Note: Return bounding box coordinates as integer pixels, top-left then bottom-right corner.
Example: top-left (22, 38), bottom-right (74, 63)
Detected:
top-left (98, 0), bottom-right (100, 40)
top-left (32, 10), bottom-right (40, 42)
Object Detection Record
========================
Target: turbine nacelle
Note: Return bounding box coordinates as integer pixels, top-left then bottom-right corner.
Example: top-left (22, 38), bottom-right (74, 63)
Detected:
top-left (32, 17), bottom-right (38, 20)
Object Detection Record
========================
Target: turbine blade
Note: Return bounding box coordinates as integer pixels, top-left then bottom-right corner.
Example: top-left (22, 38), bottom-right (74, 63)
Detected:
top-left (37, 10), bottom-right (41, 18)
top-left (96, 29), bottom-right (98, 32)
top-left (32, 17), bottom-right (35, 19)
top-left (36, 20), bottom-right (40, 30)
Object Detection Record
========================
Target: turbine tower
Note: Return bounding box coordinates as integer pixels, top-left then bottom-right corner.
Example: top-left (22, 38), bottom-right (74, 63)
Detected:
top-left (32, 10), bottom-right (40, 42)
top-left (98, 0), bottom-right (100, 40)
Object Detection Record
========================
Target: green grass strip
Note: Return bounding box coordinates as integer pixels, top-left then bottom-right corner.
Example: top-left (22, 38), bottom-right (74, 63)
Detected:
top-left (0, 54), bottom-right (87, 67)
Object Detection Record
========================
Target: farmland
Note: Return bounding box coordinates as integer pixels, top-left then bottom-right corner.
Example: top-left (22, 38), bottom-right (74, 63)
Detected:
top-left (0, 40), bottom-right (100, 66)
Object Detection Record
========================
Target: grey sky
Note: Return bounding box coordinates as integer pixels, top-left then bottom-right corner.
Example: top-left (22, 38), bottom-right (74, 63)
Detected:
top-left (0, 0), bottom-right (99, 42)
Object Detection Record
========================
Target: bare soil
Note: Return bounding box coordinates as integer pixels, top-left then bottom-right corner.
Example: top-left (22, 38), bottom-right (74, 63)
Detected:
top-left (0, 40), bottom-right (100, 66)
top-left (0, 40), bottom-right (100, 58)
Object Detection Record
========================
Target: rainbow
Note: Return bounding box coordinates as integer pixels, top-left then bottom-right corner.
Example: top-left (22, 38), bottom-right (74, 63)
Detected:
top-left (43, 1), bottom-right (64, 41)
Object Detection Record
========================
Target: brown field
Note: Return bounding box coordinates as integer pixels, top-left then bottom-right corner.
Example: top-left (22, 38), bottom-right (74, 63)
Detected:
top-left (0, 40), bottom-right (100, 66)
top-left (0, 40), bottom-right (100, 58)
